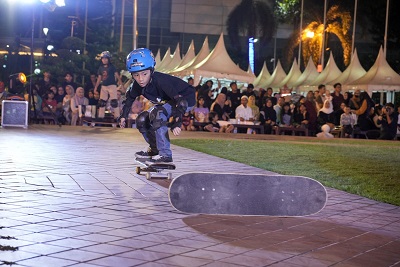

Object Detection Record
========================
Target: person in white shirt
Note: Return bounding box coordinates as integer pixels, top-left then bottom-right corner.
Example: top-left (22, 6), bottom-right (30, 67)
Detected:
top-left (235, 95), bottom-right (254, 134)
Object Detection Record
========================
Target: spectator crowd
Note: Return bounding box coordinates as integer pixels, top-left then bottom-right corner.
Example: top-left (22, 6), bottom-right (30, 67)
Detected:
top-left (0, 72), bottom-right (399, 140)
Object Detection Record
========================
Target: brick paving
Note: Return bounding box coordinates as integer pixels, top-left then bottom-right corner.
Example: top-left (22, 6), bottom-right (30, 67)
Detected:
top-left (0, 125), bottom-right (399, 267)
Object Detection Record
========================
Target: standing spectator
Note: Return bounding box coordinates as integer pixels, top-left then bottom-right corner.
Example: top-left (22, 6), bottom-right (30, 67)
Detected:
top-left (94, 51), bottom-right (123, 120)
top-left (343, 91), bottom-right (353, 106)
top-left (351, 92), bottom-right (375, 131)
top-left (227, 82), bottom-right (242, 119)
top-left (332, 83), bottom-right (345, 125)
top-left (304, 90), bottom-right (318, 135)
top-left (84, 73), bottom-right (97, 97)
top-left (315, 84), bottom-right (326, 111)
top-left (37, 70), bottom-right (53, 98)
top-left (243, 83), bottom-right (257, 99)
top-left (62, 72), bottom-right (78, 93)
top-left (349, 90), bottom-right (361, 111)
top-left (377, 103), bottom-right (397, 140)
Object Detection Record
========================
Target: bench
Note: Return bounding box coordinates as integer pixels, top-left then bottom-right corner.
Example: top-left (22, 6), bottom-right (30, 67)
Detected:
top-left (273, 126), bottom-right (309, 136)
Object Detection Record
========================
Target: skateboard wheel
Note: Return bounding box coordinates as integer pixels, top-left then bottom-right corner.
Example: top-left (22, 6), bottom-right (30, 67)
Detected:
top-left (136, 167), bottom-right (141, 175)
top-left (146, 172), bottom-right (151, 180)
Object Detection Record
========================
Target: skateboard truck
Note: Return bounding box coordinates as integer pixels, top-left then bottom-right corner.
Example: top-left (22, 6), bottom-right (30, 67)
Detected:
top-left (135, 158), bottom-right (176, 180)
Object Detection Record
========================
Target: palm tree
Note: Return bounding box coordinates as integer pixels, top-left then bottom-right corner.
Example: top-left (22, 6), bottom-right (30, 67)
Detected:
top-left (227, 0), bottom-right (276, 53)
top-left (286, 5), bottom-right (352, 68)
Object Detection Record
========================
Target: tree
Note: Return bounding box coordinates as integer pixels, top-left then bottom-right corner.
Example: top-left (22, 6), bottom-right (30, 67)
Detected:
top-left (285, 5), bottom-right (351, 69)
top-left (226, 0), bottom-right (276, 70)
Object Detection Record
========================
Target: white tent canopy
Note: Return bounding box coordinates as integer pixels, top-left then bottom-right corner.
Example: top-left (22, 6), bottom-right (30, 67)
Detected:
top-left (310, 52), bottom-right (342, 88)
top-left (253, 61), bottom-right (271, 88)
top-left (330, 48), bottom-right (366, 89)
top-left (154, 48), bottom-right (161, 68)
top-left (171, 37), bottom-right (211, 83)
top-left (168, 40), bottom-right (196, 73)
top-left (155, 47), bottom-right (171, 71)
top-left (276, 58), bottom-right (302, 89)
top-left (294, 57), bottom-right (320, 92)
top-left (159, 43), bottom-right (182, 73)
top-left (262, 60), bottom-right (287, 89)
top-left (347, 46), bottom-right (400, 92)
top-left (176, 33), bottom-right (255, 83)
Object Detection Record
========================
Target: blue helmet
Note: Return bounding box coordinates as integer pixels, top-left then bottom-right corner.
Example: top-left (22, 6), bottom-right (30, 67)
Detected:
top-left (126, 48), bottom-right (155, 73)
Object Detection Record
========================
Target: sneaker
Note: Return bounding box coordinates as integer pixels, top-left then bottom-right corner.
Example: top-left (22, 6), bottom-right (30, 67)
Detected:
top-left (145, 155), bottom-right (173, 165)
top-left (135, 149), bottom-right (158, 159)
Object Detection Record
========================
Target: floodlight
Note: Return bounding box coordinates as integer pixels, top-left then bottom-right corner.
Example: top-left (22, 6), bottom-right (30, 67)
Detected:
top-left (40, 0), bottom-right (51, 3)
top-left (55, 0), bottom-right (65, 7)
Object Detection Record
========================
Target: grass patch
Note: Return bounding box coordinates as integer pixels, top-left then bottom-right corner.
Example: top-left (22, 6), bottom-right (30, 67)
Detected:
top-left (172, 138), bottom-right (400, 206)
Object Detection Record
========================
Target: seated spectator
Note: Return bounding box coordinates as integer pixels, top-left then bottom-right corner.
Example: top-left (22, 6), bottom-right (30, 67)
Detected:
top-left (210, 93), bottom-right (231, 121)
top-left (248, 95), bottom-right (260, 121)
top-left (259, 98), bottom-right (277, 134)
top-left (41, 90), bottom-right (57, 117)
top-left (377, 103), bottom-right (397, 140)
top-left (88, 89), bottom-right (97, 105)
top-left (280, 102), bottom-right (293, 127)
top-left (181, 111), bottom-right (195, 131)
top-left (193, 96), bottom-right (210, 123)
top-left (316, 124), bottom-right (334, 138)
top-left (293, 103), bottom-right (309, 129)
top-left (62, 85), bottom-right (75, 124)
top-left (235, 95), bottom-right (254, 122)
top-left (317, 99), bottom-right (335, 133)
top-left (70, 87), bottom-right (88, 126)
top-left (204, 111), bottom-right (233, 133)
top-left (397, 105), bottom-right (400, 136)
top-left (340, 105), bottom-right (355, 138)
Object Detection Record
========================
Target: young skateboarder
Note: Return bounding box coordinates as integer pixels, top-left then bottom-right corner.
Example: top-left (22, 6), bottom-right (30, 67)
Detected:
top-left (118, 48), bottom-right (196, 164)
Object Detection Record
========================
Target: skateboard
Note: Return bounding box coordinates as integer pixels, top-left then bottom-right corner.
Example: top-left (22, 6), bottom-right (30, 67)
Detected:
top-left (169, 172), bottom-right (327, 216)
top-left (135, 157), bottom-right (176, 180)
top-left (82, 117), bottom-right (117, 127)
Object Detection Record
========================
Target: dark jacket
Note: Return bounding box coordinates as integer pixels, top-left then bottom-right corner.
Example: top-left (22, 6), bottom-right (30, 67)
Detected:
top-left (122, 72), bottom-right (195, 118)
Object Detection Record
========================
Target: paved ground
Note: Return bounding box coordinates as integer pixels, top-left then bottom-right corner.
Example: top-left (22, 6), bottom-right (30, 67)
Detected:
top-left (0, 125), bottom-right (399, 267)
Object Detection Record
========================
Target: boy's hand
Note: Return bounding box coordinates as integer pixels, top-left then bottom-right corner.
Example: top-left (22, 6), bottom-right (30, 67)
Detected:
top-left (172, 127), bottom-right (181, 136)
top-left (119, 117), bottom-right (126, 128)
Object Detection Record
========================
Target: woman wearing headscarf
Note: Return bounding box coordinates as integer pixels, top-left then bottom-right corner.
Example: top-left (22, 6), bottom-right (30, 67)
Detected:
top-left (317, 99), bottom-right (335, 133)
top-left (70, 87), bottom-right (89, 126)
top-left (259, 98), bottom-right (277, 134)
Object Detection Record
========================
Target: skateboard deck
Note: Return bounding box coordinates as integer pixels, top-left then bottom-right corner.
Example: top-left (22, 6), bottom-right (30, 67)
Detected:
top-left (169, 173), bottom-right (327, 216)
top-left (135, 157), bottom-right (176, 180)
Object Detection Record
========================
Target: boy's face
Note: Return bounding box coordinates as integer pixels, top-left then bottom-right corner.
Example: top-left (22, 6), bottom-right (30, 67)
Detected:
top-left (344, 107), bottom-right (350, 114)
top-left (132, 70), bottom-right (151, 87)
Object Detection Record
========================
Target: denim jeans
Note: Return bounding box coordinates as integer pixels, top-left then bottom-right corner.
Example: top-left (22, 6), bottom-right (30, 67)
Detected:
top-left (141, 103), bottom-right (192, 159)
